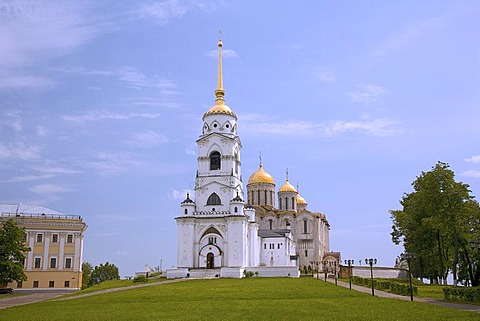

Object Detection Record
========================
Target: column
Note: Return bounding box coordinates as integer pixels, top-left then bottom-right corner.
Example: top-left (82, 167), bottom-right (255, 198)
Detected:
top-left (42, 232), bottom-right (51, 270)
top-left (26, 231), bottom-right (35, 271)
top-left (73, 232), bottom-right (81, 272)
top-left (58, 232), bottom-right (65, 270)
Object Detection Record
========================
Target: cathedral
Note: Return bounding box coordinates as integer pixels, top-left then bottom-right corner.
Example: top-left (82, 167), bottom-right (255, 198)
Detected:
top-left (167, 39), bottom-right (334, 279)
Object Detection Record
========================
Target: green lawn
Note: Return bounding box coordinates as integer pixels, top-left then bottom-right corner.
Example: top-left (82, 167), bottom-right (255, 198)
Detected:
top-left (2, 278), bottom-right (478, 320)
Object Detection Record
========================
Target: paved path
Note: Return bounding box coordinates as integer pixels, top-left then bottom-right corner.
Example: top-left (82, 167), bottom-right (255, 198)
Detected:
top-left (0, 278), bottom-right (188, 309)
top-left (326, 278), bottom-right (480, 313)
top-left (0, 292), bottom-right (66, 310)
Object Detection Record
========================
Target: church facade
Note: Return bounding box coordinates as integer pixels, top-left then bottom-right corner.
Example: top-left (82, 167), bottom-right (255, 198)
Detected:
top-left (167, 39), bottom-right (333, 279)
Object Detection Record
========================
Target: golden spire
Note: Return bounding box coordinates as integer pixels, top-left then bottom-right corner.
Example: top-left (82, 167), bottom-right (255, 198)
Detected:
top-left (215, 31), bottom-right (225, 104)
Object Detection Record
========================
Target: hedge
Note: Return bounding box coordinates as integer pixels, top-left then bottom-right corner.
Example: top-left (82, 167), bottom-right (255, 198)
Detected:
top-left (350, 276), bottom-right (417, 296)
top-left (443, 287), bottom-right (480, 302)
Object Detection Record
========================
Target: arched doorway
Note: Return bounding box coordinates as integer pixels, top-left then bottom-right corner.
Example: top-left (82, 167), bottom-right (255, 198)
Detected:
top-left (206, 253), bottom-right (215, 269)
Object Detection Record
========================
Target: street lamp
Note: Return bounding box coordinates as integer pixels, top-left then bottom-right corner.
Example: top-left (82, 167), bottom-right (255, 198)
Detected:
top-left (365, 258), bottom-right (377, 296)
top-left (344, 259), bottom-right (354, 290)
top-left (403, 253), bottom-right (414, 302)
top-left (323, 260), bottom-right (327, 282)
top-left (334, 261), bottom-right (338, 285)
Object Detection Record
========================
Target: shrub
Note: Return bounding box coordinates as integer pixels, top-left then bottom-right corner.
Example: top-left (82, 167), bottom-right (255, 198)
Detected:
top-left (443, 287), bottom-right (480, 302)
top-left (350, 276), bottom-right (417, 297)
top-left (133, 275), bottom-right (148, 283)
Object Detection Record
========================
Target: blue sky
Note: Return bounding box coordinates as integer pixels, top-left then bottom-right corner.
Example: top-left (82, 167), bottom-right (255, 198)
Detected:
top-left (1, 0), bottom-right (479, 276)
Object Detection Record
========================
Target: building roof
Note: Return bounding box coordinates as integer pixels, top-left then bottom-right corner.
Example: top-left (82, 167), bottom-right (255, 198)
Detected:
top-left (278, 179), bottom-right (297, 193)
top-left (247, 164), bottom-right (275, 185)
top-left (296, 194), bottom-right (307, 205)
top-left (258, 229), bottom-right (292, 239)
top-left (0, 203), bottom-right (62, 215)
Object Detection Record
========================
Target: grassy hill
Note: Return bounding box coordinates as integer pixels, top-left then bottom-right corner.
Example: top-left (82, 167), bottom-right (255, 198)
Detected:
top-left (2, 278), bottom-right (478, 320)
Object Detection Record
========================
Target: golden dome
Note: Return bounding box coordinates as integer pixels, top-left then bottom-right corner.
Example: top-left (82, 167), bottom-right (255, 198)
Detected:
top-left (296, 194), bottom-right (307, 205)
top-left (248, 164), bottom-right (275, 185)
top-left (203, 102), bottom-right (237, 120)
top-left (278, 179), bottom-right (297, 193)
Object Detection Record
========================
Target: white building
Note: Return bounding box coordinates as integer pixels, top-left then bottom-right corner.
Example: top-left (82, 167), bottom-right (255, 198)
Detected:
top-left (167, 39), bottom-right (334, 279)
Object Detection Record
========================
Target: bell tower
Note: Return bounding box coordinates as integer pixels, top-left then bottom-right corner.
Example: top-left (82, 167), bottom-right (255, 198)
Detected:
top-left (194, 38), bottom-right (243, 213)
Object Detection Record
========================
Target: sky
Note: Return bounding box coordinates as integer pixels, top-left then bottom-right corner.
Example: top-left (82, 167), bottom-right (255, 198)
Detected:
top-left (1, 0), bottom-right (480, 277)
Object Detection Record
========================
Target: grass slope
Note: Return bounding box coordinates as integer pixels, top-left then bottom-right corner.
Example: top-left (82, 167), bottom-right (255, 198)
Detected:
top-left (2, 278), bottom-right (478, 320)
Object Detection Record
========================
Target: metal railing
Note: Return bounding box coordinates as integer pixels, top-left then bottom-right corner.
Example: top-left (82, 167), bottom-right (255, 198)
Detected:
top-left (0, 212), bottom-right (82, 220)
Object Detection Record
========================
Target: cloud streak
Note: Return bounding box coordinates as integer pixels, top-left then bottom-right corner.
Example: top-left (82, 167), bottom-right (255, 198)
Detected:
top-left (348, 84), bottom-right (389, 105)
top-left (241, 115), bottom-right (404, 137)
top-left (61, 110), bottom-right (161, 123)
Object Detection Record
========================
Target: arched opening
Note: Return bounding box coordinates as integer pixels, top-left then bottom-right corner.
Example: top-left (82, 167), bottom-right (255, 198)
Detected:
top-left (206, 253), bottom-right (215, 269)
top-left (207, 193), bottom-right (221, 205)
top-left (184, 208), bottom-right (188, 215)
top-left (210, 151), bottom-right (221, 170)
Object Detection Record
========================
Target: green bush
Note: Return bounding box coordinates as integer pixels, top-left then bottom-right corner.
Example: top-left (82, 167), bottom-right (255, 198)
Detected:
top-left (350, 276), bottom-right (417, 297)
top-left (443, 287), bottom-right (480, 302)
top-left (133, 275), bottom-right (148, 283)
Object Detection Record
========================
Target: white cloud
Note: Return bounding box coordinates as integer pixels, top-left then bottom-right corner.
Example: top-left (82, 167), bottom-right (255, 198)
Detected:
top-left (372, 15), bottom-right (448, 59)
top-left (0, 142), bottom-right (40, 160)
top-left (348, 84), bottom-right (389, 105)
top-left (205, 49), bottom-right (238, 58)
top-left (127, 131), bottom-right (169, 148)
top-left (184, 145), bottom-right (196, 156)
top-left (1, 174), bottom-right (55, 183)
top-left (241, 116), bottom-right (403, 137)
top-left (138, 0), bottom-right (187, 24)
top-left (316, 71), bottom-right (336, 83)
top-left (0, 2), bottom-right (107, 89)
top-left (116, 250), bottom-right (130, 256)
top-left (465, 155), bottom-right (480, 163)
top-left (61, 110), bottom-right (161, 123)
top-left (30, 165), bottom-right (81, 175)
top-left (84, 152), bottom-right (142, 176)
top-left (30, 184), bottom-right (74, 194)
top-left (169, 188), bottom-right (194, 200)
top-left (462, 170), bottom-right (480, 178)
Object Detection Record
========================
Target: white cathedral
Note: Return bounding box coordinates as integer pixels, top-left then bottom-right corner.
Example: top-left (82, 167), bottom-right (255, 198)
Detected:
top-left (167, 39), bottom-right (335, 279)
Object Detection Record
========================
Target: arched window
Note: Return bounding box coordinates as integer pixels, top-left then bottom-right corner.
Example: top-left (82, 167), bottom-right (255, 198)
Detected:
top-left (234, 206), bottom-right (238, 213)
top-left (257, 190), bottom-right (261, 205)
top-left (264, 190), bottom-right (267, 205)
top-left (285, 197), bottom-right (288, 210)
top-left (303, 219), bottom-right (308, 234)
top-left (292, 197), bottom-right (295, 210)
top-left (269, 219), bottom-right (273, 230)
top-left (207, 193), bottom-right (221, 205)
top-left (210, 151), bottom-right (221, 170)
top-left (184, 209), bottom-right (188, 215)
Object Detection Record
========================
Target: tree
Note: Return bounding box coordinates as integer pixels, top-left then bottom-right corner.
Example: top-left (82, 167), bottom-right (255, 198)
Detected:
top-left (391, 162), bottom-right (479, 285)
top-left (89, 262), bottom-right (120, 286)
top-left (0, 219), bottom-right (30, 287)
top-left (82, 262), bottom-right (93, 289)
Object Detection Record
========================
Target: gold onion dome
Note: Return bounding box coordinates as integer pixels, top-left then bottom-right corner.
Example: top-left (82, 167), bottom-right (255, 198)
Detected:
top-left (202, 38), bottom-right (237, 120)
top-left (296, 194), bottom-right (307, 205)
top-left (278, 179), bottom-right (297, 193)
top-left (248, 164), bottom-right (275, 185)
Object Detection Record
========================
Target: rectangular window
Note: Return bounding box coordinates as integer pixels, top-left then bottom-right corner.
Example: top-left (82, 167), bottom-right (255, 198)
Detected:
top-left (303, 220), bottom-right (308, 234)
top-left (52, 234), bottom-right (58, 243)
top-left (17, 281), bottom-right (23, 288)
top-left (34, 257), bottom-right (41, 268)
top-left (66, 234), bottom-right (74, 243)
top-left (50, 257), bottom-right (57, 269)
top-left (64, 281), bottom-right (70, 288)
top-left (65, 258), bottom-right (72, 269)
top-left (264, 244), bottom-right (266, 250)
top-left (277, 243), bottom-right (281, 249)
top-left (305, 250), bottom-right (308, 257)
top-left (33, 281), bottom-right (39, 288)
top-left (36, 233), bottom-right (43, 243)
top-left (49, 281), bottom-right (55, 288)
top-left (23, 233), bottom-right (27, 242)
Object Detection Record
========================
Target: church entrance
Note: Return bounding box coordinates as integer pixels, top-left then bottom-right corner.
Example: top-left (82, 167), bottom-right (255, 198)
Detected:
top-left (206, 253), bottom-right (215, 269)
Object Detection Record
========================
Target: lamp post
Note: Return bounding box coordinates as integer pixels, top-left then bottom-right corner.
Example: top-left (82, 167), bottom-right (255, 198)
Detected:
top-left (334, 261), bottom-right (338, 285)
top-left (344, 259), bottom-right (354, 290)
top-left (469, 240), bottom-right (480, 286)
top-left (365, 258), bottom-right (377, 296)
top-left (323, 260), bottom-right (328, 281)
top-left (403, 253), bottom-right (414, 302)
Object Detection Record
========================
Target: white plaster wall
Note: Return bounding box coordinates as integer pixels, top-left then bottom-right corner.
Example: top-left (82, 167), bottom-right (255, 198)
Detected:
top-left (177, 220), bottom-right (195, 268)
top-left (226, 217), bottom-right (247, 267)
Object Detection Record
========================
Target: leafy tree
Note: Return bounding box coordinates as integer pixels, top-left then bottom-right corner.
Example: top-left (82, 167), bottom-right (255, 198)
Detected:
top-left (391, 162), bottom-right (479, 286)
top-left (89, 262), bottom-right (120, 286)
top-left (0, 219), bottom-right (30, 287)
top-left (82, 262), bottom-right (93, 289)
